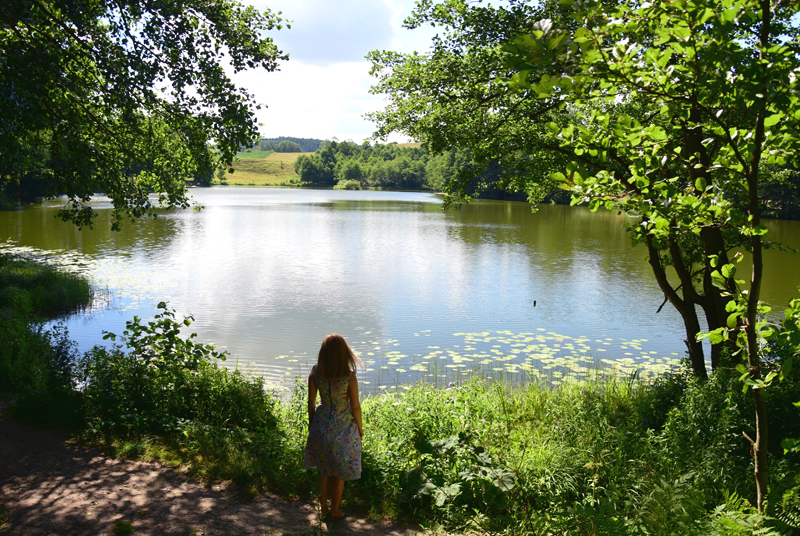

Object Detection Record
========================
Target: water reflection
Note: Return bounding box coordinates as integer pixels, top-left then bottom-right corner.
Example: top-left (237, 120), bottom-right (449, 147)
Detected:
top-left (2, 188), bottom-right (799, 391)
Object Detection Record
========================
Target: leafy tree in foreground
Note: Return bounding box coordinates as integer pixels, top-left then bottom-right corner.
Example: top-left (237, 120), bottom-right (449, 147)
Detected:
top-left (370, 0), bottom-right (798, 371)
top-left (504, 0), bottom-right (799, 513)
top-left (371, 0), bottom-right (800, 512)
top-left (0, 0), bottom-right (287, 229)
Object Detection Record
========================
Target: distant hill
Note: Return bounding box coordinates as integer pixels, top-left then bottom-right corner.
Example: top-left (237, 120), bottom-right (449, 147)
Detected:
top-left (260, 137), bottom-right (326, 152)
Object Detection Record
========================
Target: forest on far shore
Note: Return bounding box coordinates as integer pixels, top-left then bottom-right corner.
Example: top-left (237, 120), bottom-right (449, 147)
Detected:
top-left (285, 139), bottom-right (800, 217)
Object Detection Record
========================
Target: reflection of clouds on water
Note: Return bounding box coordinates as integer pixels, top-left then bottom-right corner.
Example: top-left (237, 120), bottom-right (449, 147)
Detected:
top-left (1, 239), bottom-right (681, 394)
top-left (8, 189), bottom-right (800, 396)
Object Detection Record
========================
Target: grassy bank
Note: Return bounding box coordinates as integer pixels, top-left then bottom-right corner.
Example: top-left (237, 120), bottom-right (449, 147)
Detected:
top-left (0, 253), bottom-right (92, 425)
top-left (0, 253), bottom-right (92, 318)
top-left (219, 152), bottom-right (308, 186)
top-left (2, 256), bottom-right (799, 534)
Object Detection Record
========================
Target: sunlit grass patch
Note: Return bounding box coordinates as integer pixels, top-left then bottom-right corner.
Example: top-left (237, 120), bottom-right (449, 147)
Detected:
top-left (218, 152), bottom-right (310, 186)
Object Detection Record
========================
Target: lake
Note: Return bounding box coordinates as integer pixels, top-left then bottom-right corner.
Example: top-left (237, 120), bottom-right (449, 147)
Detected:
top-left (2, 188), bottom-right (798, 392)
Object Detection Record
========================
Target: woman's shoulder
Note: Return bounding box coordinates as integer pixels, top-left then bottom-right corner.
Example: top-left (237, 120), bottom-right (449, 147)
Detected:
top-left (315, 367), bottom-right (352, 382)
top-left (332, 370), bottom-right (355, 383)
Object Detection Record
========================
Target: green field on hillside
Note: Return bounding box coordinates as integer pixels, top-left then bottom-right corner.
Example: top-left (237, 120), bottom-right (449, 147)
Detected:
top-left (218, 152), bottom-right (310, 186)
top-left (235, 150), bottom-right (275, 159)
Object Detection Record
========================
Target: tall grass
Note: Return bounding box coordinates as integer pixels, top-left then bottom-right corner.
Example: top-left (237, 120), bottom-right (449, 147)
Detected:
top-left (219, 152), bottom-right (306, 185)
top-left (0, 253), bottom-right (92, 316)
top-left (0, 253), bottom-right (92, 408)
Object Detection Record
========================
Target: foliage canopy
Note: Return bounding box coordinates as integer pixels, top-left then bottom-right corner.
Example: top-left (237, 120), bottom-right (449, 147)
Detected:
top-left (0, 0), bottom-right (287, 229)
top-left (370, 0), bottom-right (800, 511)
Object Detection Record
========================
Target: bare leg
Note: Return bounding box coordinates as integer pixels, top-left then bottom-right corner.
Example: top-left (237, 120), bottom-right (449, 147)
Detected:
top-left (318, 474), bottom-right (330, 516)
top-left (329, 476), bottom-right (345, 517)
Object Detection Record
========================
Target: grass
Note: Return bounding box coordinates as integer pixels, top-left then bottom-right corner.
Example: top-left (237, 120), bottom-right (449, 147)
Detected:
top-left (0, 252), bottom-right (91, 420)
top-left (0, 504), bottom-right (8, 532)
top-left (102, 369), bottom-right (799, 534)
top-left (236, 150), bottom-right (275, 159)
top-left (113, 518), bottom-right (135, 535)
top-left (219, 152), bottom-right (310, 186)
top-left (0, 253), bottom-right (93, 317)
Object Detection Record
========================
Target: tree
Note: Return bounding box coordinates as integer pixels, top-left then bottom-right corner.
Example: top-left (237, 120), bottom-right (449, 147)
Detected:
top-left (257, 140), bottom-right (276, 152)
top-left (275, 140), bottom-right (303, 152)
top-left (295, 153), bottom-right (334, 185)
top-left (0, 0), bottom-right (287, 229)
top-left (367, 0), bottom-right (571, 205)
top-left (335, 159), bottom-right (365, 185)
top-left (370, 0), bottom-right (800, 512)
top-left (369, 0), bottom-right (800, 372)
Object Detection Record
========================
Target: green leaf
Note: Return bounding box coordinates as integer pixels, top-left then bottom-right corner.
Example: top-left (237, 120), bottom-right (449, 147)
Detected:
top-left (721, 264), bottom-right (736, 278)
top-left (708, 328), bottom-right (727, 345)
top-left (763, 114), bottom-right (782, 127)
top-left (695, 177), bottom-right (707, 191)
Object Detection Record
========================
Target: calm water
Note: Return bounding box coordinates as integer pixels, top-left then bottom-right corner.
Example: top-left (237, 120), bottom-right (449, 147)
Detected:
top-left (2, 188), bottom-right (798, 391)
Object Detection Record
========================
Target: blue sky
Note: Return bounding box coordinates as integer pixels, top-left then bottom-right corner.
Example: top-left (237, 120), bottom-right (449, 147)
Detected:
top-left (233, 0), bottom-right (438, 143)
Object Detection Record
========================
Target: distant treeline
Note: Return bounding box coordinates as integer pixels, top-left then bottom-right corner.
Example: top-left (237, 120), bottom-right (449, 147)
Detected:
top-left (289, 140), bottom-right (800, 215)
top-left (293, 140), bottom-right (567, 202)
top-left (251, 137), bottom-right (325, 153)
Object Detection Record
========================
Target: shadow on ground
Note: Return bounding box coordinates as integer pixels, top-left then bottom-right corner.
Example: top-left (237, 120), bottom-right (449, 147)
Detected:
top-left (0, 403), bottom-right (419, 535)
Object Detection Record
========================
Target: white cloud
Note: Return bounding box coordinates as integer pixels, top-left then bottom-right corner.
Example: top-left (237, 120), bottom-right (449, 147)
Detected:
top-left (258, 0), bottom-right (398, 65)
top-left (234, 0), bottom-right (439, 141)
top-left (233, 59), bottom-right (397, 142)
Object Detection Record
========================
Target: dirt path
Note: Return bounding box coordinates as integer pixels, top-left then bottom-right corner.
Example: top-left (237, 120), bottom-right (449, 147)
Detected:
top-left (0, 402), bottom-right (421, 535)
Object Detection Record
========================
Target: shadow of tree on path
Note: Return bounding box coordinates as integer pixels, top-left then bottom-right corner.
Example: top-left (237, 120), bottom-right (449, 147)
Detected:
top-left (0, 411), bottom-right (416, 535)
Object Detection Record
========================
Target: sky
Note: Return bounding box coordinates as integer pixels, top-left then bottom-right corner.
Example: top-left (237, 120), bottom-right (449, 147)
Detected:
top-left (232, 0), bottom-right (439, 144)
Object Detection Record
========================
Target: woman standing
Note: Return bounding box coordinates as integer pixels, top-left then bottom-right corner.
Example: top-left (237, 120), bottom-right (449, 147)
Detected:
top-left (304, 334), bottom-right (364, 519)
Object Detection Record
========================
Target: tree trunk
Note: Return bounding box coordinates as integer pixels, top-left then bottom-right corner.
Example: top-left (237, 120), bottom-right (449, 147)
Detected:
top-left (699, 226), bottom-right (738, 369)
top-left (645, 233), bottom-right (707, 378)
top-left (742, 0), bottom-right (770, 512)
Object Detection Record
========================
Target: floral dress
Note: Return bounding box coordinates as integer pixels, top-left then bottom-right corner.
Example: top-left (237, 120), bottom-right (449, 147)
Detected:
top-left (304, 365), bottom-right (361, 480)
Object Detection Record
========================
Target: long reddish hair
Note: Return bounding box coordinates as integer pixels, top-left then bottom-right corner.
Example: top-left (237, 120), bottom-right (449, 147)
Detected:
top-left (316, 333), bottom-right (362, 380)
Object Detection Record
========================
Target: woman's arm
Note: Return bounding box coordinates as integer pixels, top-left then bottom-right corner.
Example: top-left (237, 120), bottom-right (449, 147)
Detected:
top-left (307, 370), bottom-right (318, 426)
top-left (348, 371), bottom-right (364, 438)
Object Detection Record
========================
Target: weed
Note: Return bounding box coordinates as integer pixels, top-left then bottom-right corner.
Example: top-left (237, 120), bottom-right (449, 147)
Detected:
top-left (0, 503), bottom-right (9, 531)
top-left (113, 518), bottom-right (135, 535)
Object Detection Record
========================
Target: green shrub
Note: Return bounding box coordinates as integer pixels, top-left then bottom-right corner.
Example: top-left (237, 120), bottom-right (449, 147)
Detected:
top-left (0, 253), bottom-right (92, 394)
top-left (7, 323), bottom-right (85, 429)
top-left (80, 302), bottom-right (278, 438)
top-left (334, 179), bottom-right (363, 190)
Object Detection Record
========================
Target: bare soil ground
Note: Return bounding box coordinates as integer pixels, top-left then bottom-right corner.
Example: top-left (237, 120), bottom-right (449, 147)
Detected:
top-left (0, 400), bottom-right (421, 535)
